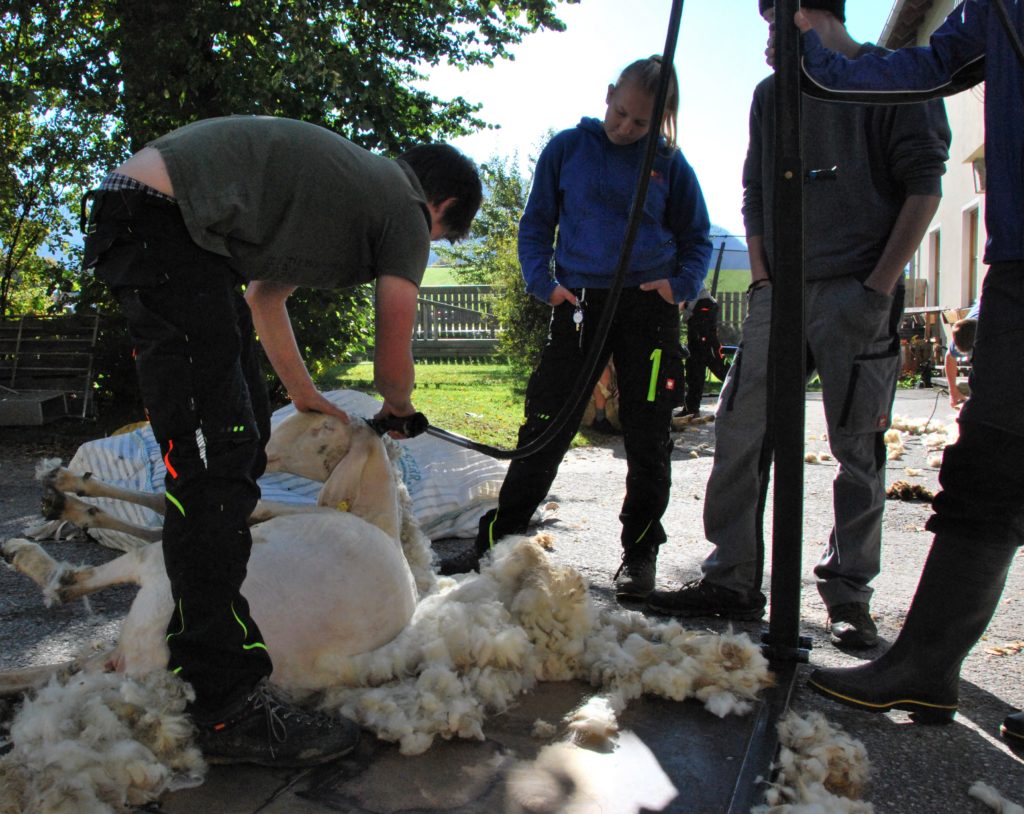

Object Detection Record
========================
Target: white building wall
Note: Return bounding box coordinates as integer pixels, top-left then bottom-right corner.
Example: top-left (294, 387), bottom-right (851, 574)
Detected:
top-left (898, 1), bottom-right (987, 311)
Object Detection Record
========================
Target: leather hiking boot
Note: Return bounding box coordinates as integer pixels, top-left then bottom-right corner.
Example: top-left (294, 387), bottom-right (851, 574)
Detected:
top-left (826, 602), bottom-right (878, 649)
top-left (1001, 711), bottom-right (1024, 747)
top-left (647, 578), bottom-right (766, 621)
top-left (614, 549), bottom-right (657, 601)
top-left (193, 679), bottom-right (360, 767)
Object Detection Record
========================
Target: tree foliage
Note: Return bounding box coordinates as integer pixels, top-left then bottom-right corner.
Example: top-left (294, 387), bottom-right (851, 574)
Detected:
top-left (0, 0), bottom-right (573, 401)
top-left (436, 151), bottom-right (550, 378)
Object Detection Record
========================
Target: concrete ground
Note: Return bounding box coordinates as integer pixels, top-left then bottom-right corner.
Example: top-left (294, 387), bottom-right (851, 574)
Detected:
top-left (1, 387), bottom-right (1021, 812)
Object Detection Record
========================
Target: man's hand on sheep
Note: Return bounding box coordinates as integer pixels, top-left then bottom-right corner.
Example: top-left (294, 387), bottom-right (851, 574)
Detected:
top-left (291, 389), bottom-right (351, 423)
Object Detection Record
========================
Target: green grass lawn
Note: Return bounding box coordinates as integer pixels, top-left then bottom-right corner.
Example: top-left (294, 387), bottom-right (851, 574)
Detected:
top-left (321, 360), bottom-right (545, 449)
top-left (321, 355), bottom-right (729, 450)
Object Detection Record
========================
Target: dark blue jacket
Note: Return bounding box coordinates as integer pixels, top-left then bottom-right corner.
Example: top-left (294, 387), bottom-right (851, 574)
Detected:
top-left (519, 117), bottom-right (712, 304)
top-left (800, 0), bottom-right (1024, 264)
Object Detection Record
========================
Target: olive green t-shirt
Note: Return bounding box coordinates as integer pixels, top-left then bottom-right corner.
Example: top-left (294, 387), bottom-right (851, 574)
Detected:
top-left (150, 116), bottom-right (430, 289)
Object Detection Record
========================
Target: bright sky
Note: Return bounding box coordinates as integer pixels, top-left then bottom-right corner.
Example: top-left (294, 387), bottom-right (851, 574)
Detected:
top-left (423, 0), bottom-right (898, 238)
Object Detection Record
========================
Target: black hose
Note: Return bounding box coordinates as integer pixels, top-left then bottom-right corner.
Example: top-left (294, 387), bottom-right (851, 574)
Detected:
top-left (425, 0), bottom-right (687, 459)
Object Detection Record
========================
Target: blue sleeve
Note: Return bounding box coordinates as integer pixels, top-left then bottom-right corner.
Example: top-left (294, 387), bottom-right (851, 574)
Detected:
top-left (666, 152), bottom-right (712, 303)
top-left (801, 1), bottom-right (987, 102)
top-left (518, 137), bottom-right (563, 304)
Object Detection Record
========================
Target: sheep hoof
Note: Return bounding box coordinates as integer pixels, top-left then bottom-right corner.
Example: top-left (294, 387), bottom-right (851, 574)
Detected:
top-left (40, 484), bottom-right (68, 520)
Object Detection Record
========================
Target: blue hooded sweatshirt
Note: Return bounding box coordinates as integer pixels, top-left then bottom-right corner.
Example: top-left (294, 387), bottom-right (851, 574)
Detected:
top-left (518, 117), bottom-right (712, 304)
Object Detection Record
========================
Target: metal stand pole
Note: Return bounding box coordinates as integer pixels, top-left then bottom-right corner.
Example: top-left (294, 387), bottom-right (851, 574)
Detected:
top-left (762, 0), bottom-right (809, 665)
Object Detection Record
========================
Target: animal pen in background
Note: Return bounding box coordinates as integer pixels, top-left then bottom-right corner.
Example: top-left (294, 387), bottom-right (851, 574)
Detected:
top-left (411, 284), bottom-right (748, 361)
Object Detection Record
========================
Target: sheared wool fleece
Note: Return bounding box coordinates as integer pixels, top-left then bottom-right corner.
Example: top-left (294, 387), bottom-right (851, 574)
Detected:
top-left (969, 781), bottom-right (1024, 814)
top-left (318, 535), bottom-right (773, 755)
top-left (0, 671), bottom-right (203, 814)
top-left (753, 710), bottom-right (872, 813)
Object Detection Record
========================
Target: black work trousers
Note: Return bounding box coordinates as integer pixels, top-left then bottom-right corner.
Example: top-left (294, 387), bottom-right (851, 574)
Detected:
top-left (482, 287), bottom-right (685, 553)
top-left (83, 189), bottom-right (273, 715)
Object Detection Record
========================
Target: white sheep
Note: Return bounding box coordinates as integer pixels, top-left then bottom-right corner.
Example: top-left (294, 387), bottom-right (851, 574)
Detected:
top-left (1, 413), bottom-right (432, 697)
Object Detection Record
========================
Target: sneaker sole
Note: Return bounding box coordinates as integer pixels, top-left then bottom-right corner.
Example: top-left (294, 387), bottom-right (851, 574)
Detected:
top-left (615, 588), bottom-right (653, 601)
top-left (204, 738), bottom-right (358, 768)
top-left (646, 601), bottom-right (765, 621)
top-left (806, 676), bottom-right (956, 724)
top-left (829, 632), bottom-right (879, 649)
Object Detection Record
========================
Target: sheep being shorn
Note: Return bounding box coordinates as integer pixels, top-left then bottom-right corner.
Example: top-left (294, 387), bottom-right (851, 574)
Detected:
top-left (3, 416), bottom-right (775, 810)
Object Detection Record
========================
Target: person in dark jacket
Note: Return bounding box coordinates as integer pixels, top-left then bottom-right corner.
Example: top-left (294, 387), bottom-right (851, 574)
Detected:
top-left (473, 55), bottom-right (712, 601)
top-left (796, 0), bottom-right (1024, 747)
top-left (679, 286), bottom-right (730, 417)
top-left (647, 0), bottom-right (951, 652)
top-left (82, 116), bottom-right (482, 765)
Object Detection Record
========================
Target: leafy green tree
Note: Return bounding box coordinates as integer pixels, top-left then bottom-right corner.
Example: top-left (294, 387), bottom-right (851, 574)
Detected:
top-left (437, 150), bottom-right (550, 378)
top-left (1, 0), bottom-right (574, 400)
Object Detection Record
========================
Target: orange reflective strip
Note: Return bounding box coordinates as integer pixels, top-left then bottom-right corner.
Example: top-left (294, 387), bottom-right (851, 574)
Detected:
top-left (164, 439), bottom-right (178, 479)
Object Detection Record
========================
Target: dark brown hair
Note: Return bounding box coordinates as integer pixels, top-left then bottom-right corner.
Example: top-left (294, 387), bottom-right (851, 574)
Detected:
top-left (952, 317), bottom-right (978, 354)
top-left (397, 144), bottom-right (482, 242)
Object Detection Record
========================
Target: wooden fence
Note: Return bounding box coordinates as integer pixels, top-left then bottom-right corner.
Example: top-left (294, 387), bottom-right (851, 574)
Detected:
top-left (0, 313), bottom-right (101, 422)
top-left (412, 285), bottom-right (500, 359)
top-left (410, 285), bottom-right (749, 360)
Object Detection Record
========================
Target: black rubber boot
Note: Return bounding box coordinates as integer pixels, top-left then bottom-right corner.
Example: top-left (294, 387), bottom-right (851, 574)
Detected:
top-left (807, 532), bottom-right (1017, 724)
top-left (1001, 711), bottom-right (1024, 747)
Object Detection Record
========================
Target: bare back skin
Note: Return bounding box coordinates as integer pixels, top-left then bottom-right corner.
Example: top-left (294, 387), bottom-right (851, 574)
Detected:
top-left (115, 147), bottom-right (174, 196)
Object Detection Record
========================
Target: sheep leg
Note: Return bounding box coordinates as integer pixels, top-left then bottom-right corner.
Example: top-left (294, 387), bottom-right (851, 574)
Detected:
top-left (248, 500), bottom-right (326, 524)
top-left (43, 468), bottom-right (325, 534)
top-left (2, 537), bottom-right (145, 603)
top-left (40, 486), bottom-right (163, 544)
top-left (43, 465), bottom-right (166, 515)
top-left (0, 650), bottom-right (116, 699)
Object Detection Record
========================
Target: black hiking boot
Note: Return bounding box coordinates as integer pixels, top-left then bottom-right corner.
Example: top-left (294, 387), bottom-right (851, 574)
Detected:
top-left (193, 679), bottom-right (360, 767)
top-left (826, 602), bottom-right (878, 649)
top-left (614, 548), bottom-right (657, 601)
top-left (646, 578), bottom-right (766, 621)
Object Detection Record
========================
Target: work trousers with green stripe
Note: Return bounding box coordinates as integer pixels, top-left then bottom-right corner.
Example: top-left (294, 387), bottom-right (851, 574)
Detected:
top-left (84, 188), bottom-right (273, 715)
top-left (479, 286), bottom-right (685, 555)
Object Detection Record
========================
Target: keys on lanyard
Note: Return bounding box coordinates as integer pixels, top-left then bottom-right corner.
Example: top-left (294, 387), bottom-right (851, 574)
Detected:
top-left (573, 288), bottom-right (586, 348)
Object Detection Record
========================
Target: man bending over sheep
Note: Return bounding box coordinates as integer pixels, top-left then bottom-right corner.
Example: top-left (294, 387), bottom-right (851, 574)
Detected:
top-left (80, 115), bottom-right (482, 767)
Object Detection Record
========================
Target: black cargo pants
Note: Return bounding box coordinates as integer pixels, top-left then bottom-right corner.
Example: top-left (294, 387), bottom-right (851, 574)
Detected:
top-left (83, 188), bottom-right (273, 715)
top-left (477, 286), bottom-right (685, 554)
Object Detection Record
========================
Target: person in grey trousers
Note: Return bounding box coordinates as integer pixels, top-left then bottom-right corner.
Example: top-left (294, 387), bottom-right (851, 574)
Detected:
top-left (646, 0), bottom-right (951, 649)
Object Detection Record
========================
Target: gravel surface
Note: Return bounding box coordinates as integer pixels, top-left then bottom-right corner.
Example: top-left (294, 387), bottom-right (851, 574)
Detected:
top-left (1, 389), bottom-right (1021, 812)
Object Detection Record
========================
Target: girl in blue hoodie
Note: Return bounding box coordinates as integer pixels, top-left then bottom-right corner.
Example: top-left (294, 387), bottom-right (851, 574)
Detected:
top-left (474, 56), bottom-right (712, 600)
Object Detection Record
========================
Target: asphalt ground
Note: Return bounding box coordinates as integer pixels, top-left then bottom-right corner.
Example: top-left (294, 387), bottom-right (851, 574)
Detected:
top-left (1, 387), bottom-right (1021, 812)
